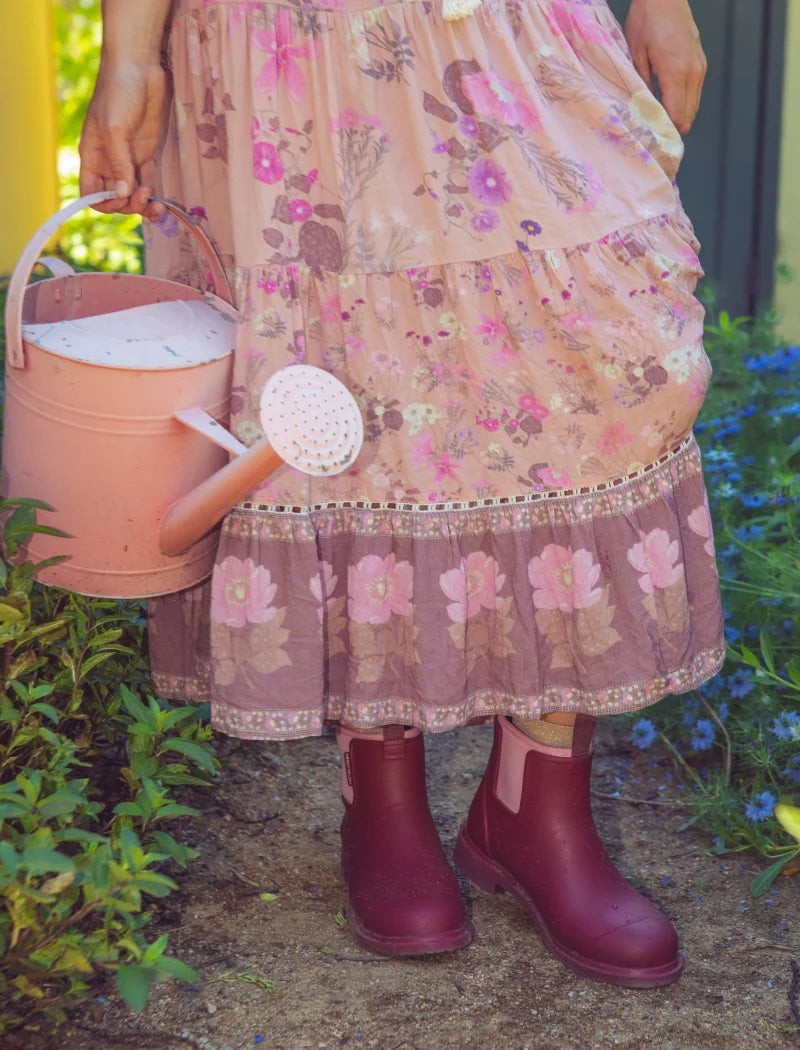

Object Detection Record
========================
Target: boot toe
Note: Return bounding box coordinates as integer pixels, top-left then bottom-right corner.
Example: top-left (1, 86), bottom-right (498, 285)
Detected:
top-left (587, 908), bottom-right (680, 971)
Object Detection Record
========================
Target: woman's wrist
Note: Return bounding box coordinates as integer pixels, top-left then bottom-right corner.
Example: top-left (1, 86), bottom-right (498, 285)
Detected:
top-left (99, 0), bottom-right (170, 66)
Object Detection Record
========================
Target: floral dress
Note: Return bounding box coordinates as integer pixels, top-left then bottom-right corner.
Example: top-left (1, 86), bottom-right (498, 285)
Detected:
top-left (147, 0), bottom-right (726, 739)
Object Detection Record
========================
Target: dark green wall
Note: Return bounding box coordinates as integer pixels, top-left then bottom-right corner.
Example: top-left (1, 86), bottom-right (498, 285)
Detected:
top-left (606, 0), bottom-right (787, 315)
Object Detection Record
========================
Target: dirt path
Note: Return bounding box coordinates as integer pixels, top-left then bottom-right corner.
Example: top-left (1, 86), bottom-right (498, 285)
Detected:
top-left (26, 723), bottom-right (800, 1050)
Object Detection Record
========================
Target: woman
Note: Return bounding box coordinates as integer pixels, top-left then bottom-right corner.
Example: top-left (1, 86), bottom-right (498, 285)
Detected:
top-left (80, 0), bottom-right (722, 987)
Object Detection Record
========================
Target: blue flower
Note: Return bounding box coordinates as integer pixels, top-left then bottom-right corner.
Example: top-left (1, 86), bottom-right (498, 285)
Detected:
top-left (632, 718), bottom-right (657, 749)
top-left (745, 790), bottom-right (776, 822)
top-left (733, 524), bottom-right (764, 542)
top-left (740, 492), bottom-right (768, 508)
top-left (717, 701), bottom-right (730, 723)
top-left (724, 624), bottom-right (742, 644)
top-left (771, 711), bottom-right (800, 741)
top-left (740, 454), bottom-right (756, 465)
top-left (728, 668), bottom-right (756, 699)
top-left (690, 719), bottom-right (716, 751)
top-left (783, 756), bottom-right (800, 785)
top-left (683, 709), bottom-right (697, 727)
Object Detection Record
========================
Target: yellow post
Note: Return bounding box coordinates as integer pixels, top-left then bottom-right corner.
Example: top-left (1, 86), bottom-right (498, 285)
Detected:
top-left (0, 1), bottom-right (60, 274)
top-left (776, 0), bottom-right (800, 342)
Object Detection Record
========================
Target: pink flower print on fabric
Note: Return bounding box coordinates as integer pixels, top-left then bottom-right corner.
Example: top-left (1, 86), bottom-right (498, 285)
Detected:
top-left (546, 2), bottom-right (613, 47)
top-left (330, 109), bottom-right (390, 142)
top-left (461, 72), bottom-right (542, 133)
top-left (474, 312), bottom-right (509, 343)
top-left (440, 552), bottom-right (506, 623)
top-left (289, 198), bottom-right (313, 221)
top-left (211, 556), bottom-right (278, 628)
top-left (310, 562), bottom-right (339, 624)
top-left (466, 159), bottom-right (513, 207)
top-left (252, 11), bottom-right (319, 103)
top-left (627, 529), bottom-right (684, 594)
top-left (596, 422), bottom-right (636, 456)
top-left (517, 394), bottom-right (550, 419)
top-left (687, 497), bottom-right (716, 559)
top-left (348, 554), bottom-right (414, 625)
top-left (537, 465), bottom-right (571, 488)
top-left (253, 142), bottom-right (284, 184)
top-left (528, 545), bottom-right (603, 613)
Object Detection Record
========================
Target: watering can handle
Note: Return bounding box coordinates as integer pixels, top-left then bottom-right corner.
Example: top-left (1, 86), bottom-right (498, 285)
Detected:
top-left (5, 190), bottom-right (233, 370)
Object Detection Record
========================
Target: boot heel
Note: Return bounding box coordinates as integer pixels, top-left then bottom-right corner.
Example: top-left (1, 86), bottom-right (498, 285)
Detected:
top-left (454, 826), bottom-right (504, 894)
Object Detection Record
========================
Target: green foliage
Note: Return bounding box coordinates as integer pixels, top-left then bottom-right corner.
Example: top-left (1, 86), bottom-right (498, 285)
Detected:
top-left (629, 286), bottom-right (800, 894)
top-left (0, 493), bottom-right (218, 1030)
top-left (55, 0), bottom-right (144, 272)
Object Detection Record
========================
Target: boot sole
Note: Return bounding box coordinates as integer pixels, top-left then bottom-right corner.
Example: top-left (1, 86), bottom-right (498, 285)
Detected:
top-left (454, 825), bottom-right (684, 989)
top-left (348, 910), bottom-right (473, 957)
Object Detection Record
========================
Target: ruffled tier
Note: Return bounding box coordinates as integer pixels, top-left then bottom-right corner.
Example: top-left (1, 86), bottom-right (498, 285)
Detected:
top-left (146, 0), bottom-right (726, 737)
top-left (148, 433), bottom-right (725, 738)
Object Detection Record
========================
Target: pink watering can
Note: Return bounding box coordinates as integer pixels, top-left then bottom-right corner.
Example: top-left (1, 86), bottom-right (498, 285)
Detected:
top-left (2, 192), bottom-right (363, 599)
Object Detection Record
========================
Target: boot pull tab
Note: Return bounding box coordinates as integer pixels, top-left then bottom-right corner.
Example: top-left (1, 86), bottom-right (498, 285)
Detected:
top-left (572, 714), bottom-right (596, 758)
top-left (382, 723), bottom-right (407, 758)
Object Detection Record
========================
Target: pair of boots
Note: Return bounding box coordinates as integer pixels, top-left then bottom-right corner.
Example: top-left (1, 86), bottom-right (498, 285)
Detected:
top-left (337, 716), bottom-right (682, 988)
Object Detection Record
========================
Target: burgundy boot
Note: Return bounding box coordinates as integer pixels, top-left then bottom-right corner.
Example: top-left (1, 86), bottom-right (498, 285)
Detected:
top-left (454, 715), bottom-right (682, 987)
top-left (337, 725), bottom-right (472, 956)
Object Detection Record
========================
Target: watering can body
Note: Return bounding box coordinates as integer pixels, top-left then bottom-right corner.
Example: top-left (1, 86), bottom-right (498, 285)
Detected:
top-left (2, 193), bottom-right (362, 600)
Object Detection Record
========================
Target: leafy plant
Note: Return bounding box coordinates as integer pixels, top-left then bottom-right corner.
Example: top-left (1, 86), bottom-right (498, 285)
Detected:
top-left (628, 290), bottom-right (800, 896)
top-left (0, 493), bottom-right (220, 1032)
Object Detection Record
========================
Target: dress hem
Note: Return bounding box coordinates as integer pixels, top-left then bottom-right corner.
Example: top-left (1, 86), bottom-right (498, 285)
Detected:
top-left (152, 639), bottom-right (727, 740)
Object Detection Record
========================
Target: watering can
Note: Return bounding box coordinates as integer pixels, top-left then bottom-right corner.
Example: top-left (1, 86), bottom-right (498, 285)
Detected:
top-left (2, 192), bottom-right (363, 599)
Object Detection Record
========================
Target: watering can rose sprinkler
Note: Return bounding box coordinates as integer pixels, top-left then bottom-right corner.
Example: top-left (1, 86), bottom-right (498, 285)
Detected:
top-left (2, 191), bottom-right (364, 598)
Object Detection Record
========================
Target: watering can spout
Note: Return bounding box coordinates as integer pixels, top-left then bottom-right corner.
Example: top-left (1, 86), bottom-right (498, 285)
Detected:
top-left (160, 365), bottom-right (364, 557)
top-left (159, 436), bottom-right (283, 557)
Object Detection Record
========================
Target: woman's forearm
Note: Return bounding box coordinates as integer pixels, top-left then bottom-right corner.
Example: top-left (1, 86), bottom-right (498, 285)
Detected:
top-left (100, 0), bottom-right (172, 63)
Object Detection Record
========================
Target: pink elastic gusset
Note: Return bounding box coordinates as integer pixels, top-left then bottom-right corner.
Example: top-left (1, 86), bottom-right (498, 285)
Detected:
top-left (494, 716), bottom-right (574, 815)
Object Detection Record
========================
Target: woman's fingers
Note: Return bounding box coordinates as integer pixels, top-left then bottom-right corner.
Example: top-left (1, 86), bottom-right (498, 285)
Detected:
top-left (625, 0), bottom-right (707, 135)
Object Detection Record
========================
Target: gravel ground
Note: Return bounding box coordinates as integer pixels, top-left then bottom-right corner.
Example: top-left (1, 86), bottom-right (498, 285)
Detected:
top-left (17, 721), bottom-right (800, 1050)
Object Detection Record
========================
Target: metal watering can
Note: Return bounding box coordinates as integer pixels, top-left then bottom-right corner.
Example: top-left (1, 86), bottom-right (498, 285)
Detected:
top-left (2, 192), bottom-right (363, 599)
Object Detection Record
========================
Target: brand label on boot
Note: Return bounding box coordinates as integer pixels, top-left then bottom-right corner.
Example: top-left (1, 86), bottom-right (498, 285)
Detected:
top-left (343, 750), bottom-right (353, 787)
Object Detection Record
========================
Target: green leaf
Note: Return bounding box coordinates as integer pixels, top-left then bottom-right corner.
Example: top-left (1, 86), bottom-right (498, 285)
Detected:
top-left (116, 965), bottom-right (154, 1012)
top-left (142, 933), bottom-right (169, 966)
top-left (759, 627), bottom-right (775, 674)
top-left (156, 956), bottom-right (199, 983)
top-left (160, 737), bottom-right (216, 774)
top-left (119, 685), bottom-right (153, 727)
top-left (786, 661), bottom-right (800, 687)
top-left (259, 892), bottom-right (278, 903)
top-left (736, 645), bottom-right (762, 670)
top-left (0, 841), bottom-right (19, 877)
top-left (153, 803), bottom-right (201, 820)
top-left (78, 651), bottom-right (115, 676)
top-left (57, 827), bottom-right (107, 845)
top-left (29, 702), bottom-right (61, 724)
top-left (21, 848), bottom-right (75, 876)
top-left (750, 854), bottom-right (794, 897)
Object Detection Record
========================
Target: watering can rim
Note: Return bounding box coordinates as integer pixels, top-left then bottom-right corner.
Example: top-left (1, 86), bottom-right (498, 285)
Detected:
top-left (5, 190), bottom-right (234, 371)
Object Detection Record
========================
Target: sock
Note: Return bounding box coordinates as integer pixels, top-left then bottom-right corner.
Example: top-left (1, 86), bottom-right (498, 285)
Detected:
top-left (513, 712), bottom-right (575, 749)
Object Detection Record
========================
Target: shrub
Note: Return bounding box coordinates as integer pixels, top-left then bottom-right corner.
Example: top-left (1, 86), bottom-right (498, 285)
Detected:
top-left (628, 290), bottom-right (800, 895)
top-left (0, 492), bottom-right (220, 1033)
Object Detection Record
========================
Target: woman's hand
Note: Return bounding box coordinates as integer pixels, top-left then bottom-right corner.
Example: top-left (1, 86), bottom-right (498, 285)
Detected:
top-left (79, 58), bottom-right (167, 219)
top-left (624, 0), bottom-right (707, 135)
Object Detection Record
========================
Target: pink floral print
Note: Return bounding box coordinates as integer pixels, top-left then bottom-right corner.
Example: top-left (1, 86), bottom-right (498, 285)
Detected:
top-left (626, 529), bottom-right (684, 594)
top-left (461, 72), bottom-right (542, 132)
top-left (146, 0), bottom-right (726, 739)
top-left (252, 11), bottom-right (319, 102)
top-left (687, 496), bottom-right (716, 559)
top-left (348, 554), bottom-right (414, 625)
top-left (528, 545), bottom-right (604, 613)
top-left (440, 552), bottom-right (506, 623)
top-left (211, 556), bottom-right (278, 628)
